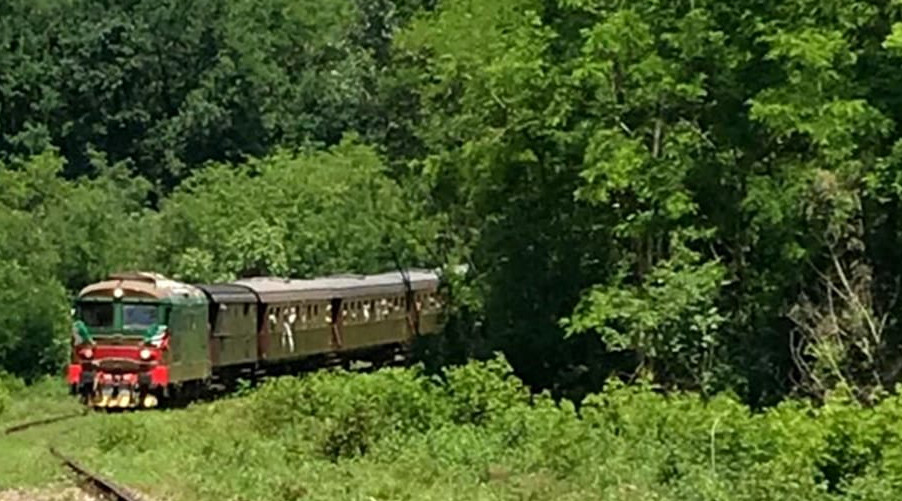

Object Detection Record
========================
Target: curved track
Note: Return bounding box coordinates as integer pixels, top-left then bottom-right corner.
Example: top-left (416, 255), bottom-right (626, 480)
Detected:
top-left (4, 411), bottom-right (146, 500)
top-left (50, 447), bottom-right (144, 501)
top-left (2, 411), bottom-right (87, 435)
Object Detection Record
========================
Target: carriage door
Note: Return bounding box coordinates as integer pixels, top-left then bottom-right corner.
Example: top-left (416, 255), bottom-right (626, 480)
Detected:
top-left (208, 303), bottom-right (224, 367)
top-left (330, 298), bottom-right (343, 350)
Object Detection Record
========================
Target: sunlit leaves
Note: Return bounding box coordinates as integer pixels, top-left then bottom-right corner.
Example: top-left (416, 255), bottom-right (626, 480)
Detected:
top-left (155, 137), bottom-right (437, 282)
top-left (883, 23), bottom-right (902, 52)
top-left (576, 128), bottom-right (648, 205)
top-left (751, 27), bottom-right (890, 162)
top-left (564, 236), bottom-right (726, 390)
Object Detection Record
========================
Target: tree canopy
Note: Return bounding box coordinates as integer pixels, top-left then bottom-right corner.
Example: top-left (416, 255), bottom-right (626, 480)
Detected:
top-left (4, 0), bottom-right (902, 406)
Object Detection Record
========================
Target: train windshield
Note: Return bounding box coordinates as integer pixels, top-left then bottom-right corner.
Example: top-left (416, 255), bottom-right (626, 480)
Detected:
top-left (122, 304), bottom-right (159, 330)
top-left (79, 302), bottom-right (114, 328)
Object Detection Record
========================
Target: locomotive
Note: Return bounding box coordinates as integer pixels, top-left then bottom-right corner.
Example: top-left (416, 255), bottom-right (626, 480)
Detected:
top-left (67, 269), bottom-right (444, 409)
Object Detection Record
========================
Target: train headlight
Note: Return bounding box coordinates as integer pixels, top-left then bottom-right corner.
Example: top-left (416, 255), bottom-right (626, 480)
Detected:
top-left (80, 347), bottom-right (93, 359)
top-left (139, 348), bottom-right (152, 361)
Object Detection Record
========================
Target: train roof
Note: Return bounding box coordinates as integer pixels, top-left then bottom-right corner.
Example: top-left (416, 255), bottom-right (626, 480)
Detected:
top-left (78, 272), bottom-right (206, 301)
top-left (194, 283), bottom-right (259, 304)
top-left (233, 269), bottom-right (439, 303)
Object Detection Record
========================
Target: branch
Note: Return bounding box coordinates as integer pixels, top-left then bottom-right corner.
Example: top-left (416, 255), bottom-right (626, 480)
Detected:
top-left (831, 250), bottom-right (881, 342)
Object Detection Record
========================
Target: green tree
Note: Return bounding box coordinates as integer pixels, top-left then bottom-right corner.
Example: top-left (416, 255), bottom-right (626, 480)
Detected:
top-left (154, 137), bottom-right (437, 282)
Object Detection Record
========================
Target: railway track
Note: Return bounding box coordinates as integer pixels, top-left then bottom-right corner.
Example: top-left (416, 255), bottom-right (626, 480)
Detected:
top-left (4, 411), bottom-right (145, 501)
top-left (2, 411), bottom-right (88, 435)
top-left (50, 447), bottom-right (144, 501)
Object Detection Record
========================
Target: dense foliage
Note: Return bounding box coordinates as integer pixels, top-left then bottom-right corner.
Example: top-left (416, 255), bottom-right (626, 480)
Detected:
top-left (6, 358), bottom-right (902, 499)
top-left (7, 0), bottom-right (902, 406)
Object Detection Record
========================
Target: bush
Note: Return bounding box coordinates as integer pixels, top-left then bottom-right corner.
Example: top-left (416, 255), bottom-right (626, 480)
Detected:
top-left (96, 415), bottom-right (149, 453)
top-left (46, 359), bottom-right (902, 501)
top-left (0, 371), bottom-right (26, 395)
top-left (442, 354), bottom-right (530, 426)
top-left (319, 400), bottom-right (376, 461)
top-left (0, 385), bottom-right (8, 417)
top-left (0, 371), bottom-right (24, 417)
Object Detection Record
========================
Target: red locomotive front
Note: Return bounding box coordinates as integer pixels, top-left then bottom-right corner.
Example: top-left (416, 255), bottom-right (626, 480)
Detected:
top-left (67, 272), bottom-right (194, 409)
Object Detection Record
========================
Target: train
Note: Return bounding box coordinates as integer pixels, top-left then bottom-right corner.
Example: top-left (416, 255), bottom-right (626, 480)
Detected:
top-left (67, 269), bottom-right (445, 409)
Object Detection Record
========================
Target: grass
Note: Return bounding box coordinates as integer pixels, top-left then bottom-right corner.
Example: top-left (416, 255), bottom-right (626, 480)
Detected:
top-left (3, 358), bottom-right (902, 500)
top-left (0, 377), bottom-right (85, 489)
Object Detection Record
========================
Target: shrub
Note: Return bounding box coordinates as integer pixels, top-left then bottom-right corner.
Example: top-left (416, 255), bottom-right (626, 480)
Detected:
top-left (319, 400), bottom-right (376, 461)
top-left (0, 371), bottom-right (26, 395)
top-left (96, 415), bottom-right (149, 453)
top-left (0, 385), bottom-right (8, 417)
top-left (442, 353), bottom-right (529, 426)
top-left (43, 359), bottom-right (902, 501)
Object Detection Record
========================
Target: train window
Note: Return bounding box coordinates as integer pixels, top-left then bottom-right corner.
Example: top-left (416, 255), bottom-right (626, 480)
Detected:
top-left (79, 302), bottom-right (114, 328)
top-left (123, 304), bottom-right (158, 330)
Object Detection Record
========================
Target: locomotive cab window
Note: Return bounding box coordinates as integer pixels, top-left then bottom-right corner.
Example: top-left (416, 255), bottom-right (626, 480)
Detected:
top-left (78, 302), bottom-right (114, 328)
top-left (123, 303), bottom-right (159, 330)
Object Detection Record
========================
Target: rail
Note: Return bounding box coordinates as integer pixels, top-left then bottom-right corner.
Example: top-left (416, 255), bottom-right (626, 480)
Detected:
top-left (50, 447), bottom-right (144, 501)
top-left (3, 411), bottom-right (87, 435)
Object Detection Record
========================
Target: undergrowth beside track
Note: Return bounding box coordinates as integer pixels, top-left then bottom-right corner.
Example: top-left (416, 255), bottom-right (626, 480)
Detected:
top-left (3, 357), bottom-right (902, 500)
